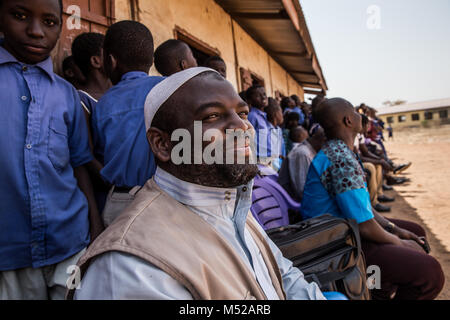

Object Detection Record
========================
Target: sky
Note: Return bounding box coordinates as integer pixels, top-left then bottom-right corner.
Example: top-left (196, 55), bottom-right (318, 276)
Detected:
top-left (300, 0), bottom-right (450, 109)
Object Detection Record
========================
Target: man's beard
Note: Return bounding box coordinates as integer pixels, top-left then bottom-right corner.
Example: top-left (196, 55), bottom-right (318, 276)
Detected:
top-left (171, 163), bottom-right (259, 188)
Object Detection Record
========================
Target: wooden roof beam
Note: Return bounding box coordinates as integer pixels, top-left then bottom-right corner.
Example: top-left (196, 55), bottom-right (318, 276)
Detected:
top-left (232, 10), bottom-right (290, 20)
top-left (270, 51), bottom-right (310, 58)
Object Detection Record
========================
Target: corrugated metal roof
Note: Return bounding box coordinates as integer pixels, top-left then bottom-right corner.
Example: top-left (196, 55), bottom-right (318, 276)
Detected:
top-left (376, 97), bottom-right (450, 115)
top-left (215, 0), bottom-right (327, 94)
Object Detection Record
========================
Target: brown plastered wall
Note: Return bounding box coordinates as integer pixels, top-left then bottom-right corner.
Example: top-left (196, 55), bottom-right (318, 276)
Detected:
top-left (114, 0), bottom-right (304, 98)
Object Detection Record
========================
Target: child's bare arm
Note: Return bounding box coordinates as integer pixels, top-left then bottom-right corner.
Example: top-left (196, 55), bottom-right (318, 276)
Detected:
top-left (74, 165), bottom-right (104, 243)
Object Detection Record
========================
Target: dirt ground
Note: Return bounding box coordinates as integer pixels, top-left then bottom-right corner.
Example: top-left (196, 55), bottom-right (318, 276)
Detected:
top-left (383, 125), bottom-right (450, 300)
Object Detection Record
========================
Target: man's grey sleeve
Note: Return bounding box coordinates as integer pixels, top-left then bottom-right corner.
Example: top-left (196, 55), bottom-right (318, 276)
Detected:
top-left (73, 252), bottom-right (193, 300)
top-left (253, 221), bottom-right (326, 300)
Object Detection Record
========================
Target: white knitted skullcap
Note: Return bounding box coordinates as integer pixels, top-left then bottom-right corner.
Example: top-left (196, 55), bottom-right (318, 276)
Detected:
top-left (144, 67), bottom-right (220, 131)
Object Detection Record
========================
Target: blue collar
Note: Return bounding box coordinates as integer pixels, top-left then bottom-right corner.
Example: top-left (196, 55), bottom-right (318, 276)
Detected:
top-left (120, 71), bottom-right (149, 82)
top-left (268, 122), bottom-right (280, 130)
top-left (251, 107), bottom-right (267, 118)
top-left (0, 41), bottom-right (55, 82)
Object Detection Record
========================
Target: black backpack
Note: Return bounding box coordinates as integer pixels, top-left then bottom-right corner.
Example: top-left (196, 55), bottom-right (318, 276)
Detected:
top-left (267, 214), bottom-right (371, 300)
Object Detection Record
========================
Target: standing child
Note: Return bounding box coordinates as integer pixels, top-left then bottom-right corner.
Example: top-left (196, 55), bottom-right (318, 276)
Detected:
top-left (0, 0), bottom-right (102, 299)
top-left (266, 100), bottom-right (285, 171)
top-left (388, 125), bottom-right (393, 140)
top-left (283, 95), bottom-right (305, 126)
top-left (282, 111), bottom-right (300, 155)
top-left (71, 32), bottom-right (112, 213)
top-left (61, 55), bottom-right (85, 88)
top-left (91, 21), bottom-right (164, 227)
top-left (289, 126), bottom-right (309, 150)
top-left (203, 55), bottom-right (227, 78)
top-left (246, 85), bottom-right (272, 164)
top-left (153, 39), bottom-right (198, 76)
top-left (71, 32), bottom-right (111, 105)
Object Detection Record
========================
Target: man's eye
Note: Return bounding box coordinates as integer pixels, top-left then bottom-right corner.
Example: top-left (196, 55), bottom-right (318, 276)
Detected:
top-left (204, 114), bottom-right (220, 121)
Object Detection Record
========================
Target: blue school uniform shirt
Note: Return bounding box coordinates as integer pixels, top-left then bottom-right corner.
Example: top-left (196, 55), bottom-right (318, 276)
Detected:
top-left (78, 90), bottom-right (97, 115)
top-left (0, 44), bottom-right (93, 270)
top-left (91, 72), bottom-right (164, 187)
top-left (248, 107), bottom-right (278, 158)
top-left (301, 139), bottom-right (374, 224)
top-left (269, 123), bottom-right (285, 171)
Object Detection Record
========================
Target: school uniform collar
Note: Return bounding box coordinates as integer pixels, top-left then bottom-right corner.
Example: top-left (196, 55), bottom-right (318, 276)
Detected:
top-left (78, 90), bottom-right (98, 103)
top-left (154, 167), bottom-right (242, 207)
top-left (120, 71), bottom-right (149, 82)
top-left (0, 40), bottom-right (55, 82)
top-left (251, 107), bottom-right (267, 118)
top-left (268, 122), bottom-right (280, 130)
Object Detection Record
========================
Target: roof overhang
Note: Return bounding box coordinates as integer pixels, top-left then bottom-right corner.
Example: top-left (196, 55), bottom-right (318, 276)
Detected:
top-left (377, 97), bottom-right (450, 116)
top-left (215, 0), bottom-right (327, 94)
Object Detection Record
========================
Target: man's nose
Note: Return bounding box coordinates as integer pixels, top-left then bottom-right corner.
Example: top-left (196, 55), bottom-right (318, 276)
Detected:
top-left (27, 19), bottom-right (45, 38)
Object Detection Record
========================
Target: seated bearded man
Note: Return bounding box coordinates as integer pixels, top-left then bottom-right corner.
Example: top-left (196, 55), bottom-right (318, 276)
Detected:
top-left (68, 67), bottom-right (326, 300)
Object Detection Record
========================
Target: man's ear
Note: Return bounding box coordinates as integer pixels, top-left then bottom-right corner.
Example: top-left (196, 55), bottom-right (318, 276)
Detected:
top-left (147, 128), bottom-right (172, 163)
top-left (180, 59), bottom-right (188, 71)
top-left (90, 55), bottom-right (102, 69)
top-left (343, 115), bottom-right (352, 128)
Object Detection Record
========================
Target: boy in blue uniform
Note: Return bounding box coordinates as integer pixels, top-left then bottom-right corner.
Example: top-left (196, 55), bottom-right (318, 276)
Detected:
top-left (91, 21), bottom-right (164, 226)
top-left (246, 85), bottom-right (272, 164)
top-left (71, 32), bottom-right (112, 213)
top-left (0, 0), bottom-right (102, 299)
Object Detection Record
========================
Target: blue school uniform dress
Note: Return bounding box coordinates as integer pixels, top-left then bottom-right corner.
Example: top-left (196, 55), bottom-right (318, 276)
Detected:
top-left (0, 44), bottom-right (93, 270)
top-left (91, 72), bottom-right (164, 188)
top-left (301, 139), bottom-right (374, 224)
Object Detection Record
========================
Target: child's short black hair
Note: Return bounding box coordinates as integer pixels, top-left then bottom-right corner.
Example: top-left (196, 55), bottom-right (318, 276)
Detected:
top-left (245, 84), bottom-right (264, 100)
top-left (267, 97), bottom-right (279, 108)
top-left (203, 55), bottom-right (224, 66)
top-left (62, 55), bottom-right (75, 73)
top-left (291, 94), bottom-right (301, 105)
top-left (284, 110), bottom-right (300, 125)
top-left (266, 103), bottom-right (281, 123)
top-left (154, 39), bottom-right (190, 76)
top-left (280, 96), bottom-right (293, 110)
top-left (311, 94), bottom-right (325, 109)
top-left (71, 32), bottom-right (104, 77)
top-left (361, 114), bottom-right (369, 128)
top-left (104, 20), bottom-right (154, 71)
top-left (239, 90), bottom-right (247, 102)
top-left (289, 126), bottom-right (307, 142)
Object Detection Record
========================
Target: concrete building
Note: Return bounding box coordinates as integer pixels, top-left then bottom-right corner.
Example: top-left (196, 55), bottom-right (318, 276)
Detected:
top-left (54, 0), bottom-right (327, 100)
top-left (377, 98), bottom-right (450, 129)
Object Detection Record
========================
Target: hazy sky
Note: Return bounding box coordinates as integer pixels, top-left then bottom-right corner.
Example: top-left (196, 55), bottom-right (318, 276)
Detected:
top-left (300, 0), bottom-right (450, 109)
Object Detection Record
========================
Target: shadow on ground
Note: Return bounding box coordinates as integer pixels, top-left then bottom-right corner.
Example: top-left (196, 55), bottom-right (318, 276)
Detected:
top-left (383, 187), bottom-right (450, 300)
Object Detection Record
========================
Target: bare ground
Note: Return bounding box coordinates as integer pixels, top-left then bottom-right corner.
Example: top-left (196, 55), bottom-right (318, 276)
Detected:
top-left (383, 125), bottom-right (450, 300)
